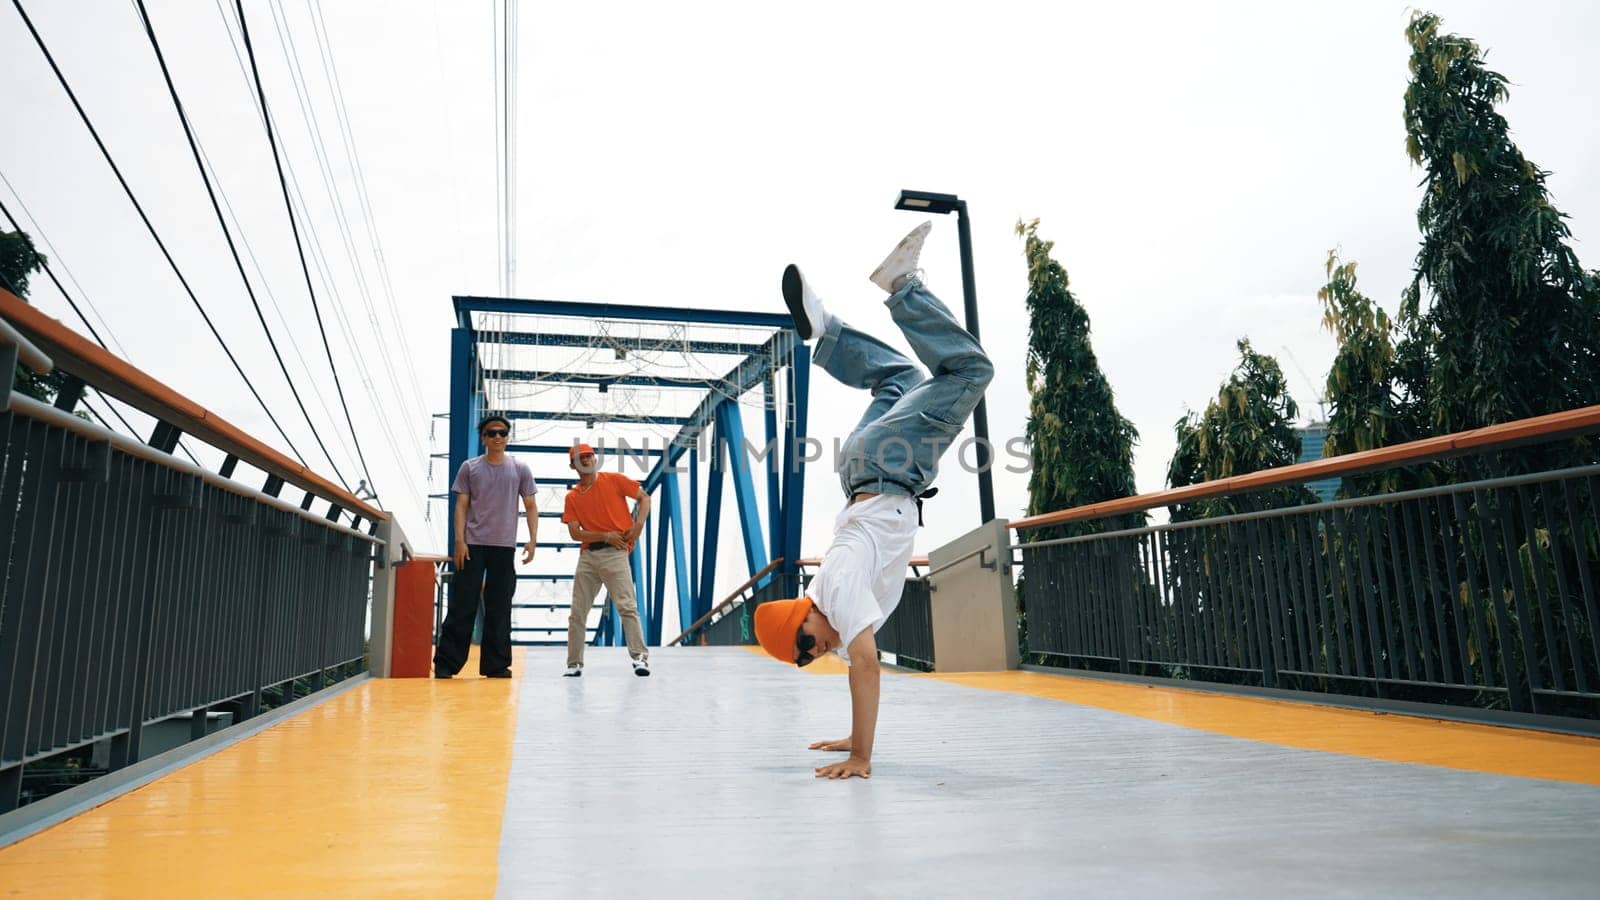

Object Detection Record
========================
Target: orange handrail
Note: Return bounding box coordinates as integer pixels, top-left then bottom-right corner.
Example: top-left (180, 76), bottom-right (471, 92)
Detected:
top-left (795, 556), bottom-right (928, 569)
top-left (1, 288), bottom-right (386, 522)
top-left (667, 558), bottom-right (785, 646)
top-left (1010, 404), bottom-right (1600, 532)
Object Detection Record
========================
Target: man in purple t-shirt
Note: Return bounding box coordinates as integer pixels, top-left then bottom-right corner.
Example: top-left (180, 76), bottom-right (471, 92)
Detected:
top-left (434, 415), bottom-right (539, 678)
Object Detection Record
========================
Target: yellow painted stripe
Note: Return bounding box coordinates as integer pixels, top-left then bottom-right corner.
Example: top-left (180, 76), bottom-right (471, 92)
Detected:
top-left (0, 648), bottom-right (520, 897)
top-left (926, 670), bottom-right (1600, 786)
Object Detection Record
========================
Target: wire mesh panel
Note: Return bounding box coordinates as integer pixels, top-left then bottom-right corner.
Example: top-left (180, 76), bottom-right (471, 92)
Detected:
top-left (1020, 465), bottom-right (1600, 723)
top-left (0, 409), bottom-right (376, 812)
top-left (876, 579), bottom-right (934, 671)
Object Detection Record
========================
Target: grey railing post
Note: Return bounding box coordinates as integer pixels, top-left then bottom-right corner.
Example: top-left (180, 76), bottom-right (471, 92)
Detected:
top-left (368, 517), bottom-right (410, 678)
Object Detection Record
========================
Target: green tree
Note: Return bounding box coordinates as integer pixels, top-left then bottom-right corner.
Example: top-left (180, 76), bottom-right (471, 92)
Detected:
top-left (1, 228), bottom-right (56, 403)
top-left (1, 229), bottom-right (44, 298)
top-left (1167, 339), bottom-right (1305, 520)
top-left (1014, 219), bottom-right (1142, 665)
top-left (1017, 219), bottom-right (1139, 534)
top-left (1316, 250), bottom-right (1434, 495)
top-left (1320, 251), bottom-right (1403, 457)
top-left (1401, 12), bottom-right (1600, 436)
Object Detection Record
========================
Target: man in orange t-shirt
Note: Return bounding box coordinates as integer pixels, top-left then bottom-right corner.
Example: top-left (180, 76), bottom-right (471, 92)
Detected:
top-left (561, 443), bottom-right (652, 677)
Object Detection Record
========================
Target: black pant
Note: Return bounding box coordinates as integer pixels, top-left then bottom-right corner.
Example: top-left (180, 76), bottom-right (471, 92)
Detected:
top-left (434, 545), bottom-right (515, 675)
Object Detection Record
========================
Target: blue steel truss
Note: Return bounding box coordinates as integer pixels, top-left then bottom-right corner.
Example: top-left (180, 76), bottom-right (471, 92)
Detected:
top-left (448, 296), bottom-right (809, 648)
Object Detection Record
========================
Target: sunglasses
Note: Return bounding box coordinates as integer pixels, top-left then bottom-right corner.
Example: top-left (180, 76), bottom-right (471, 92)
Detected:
top-left (795, 629), bottom-right (817, 668)
top-left (483, 429), bottom-right (510, 438)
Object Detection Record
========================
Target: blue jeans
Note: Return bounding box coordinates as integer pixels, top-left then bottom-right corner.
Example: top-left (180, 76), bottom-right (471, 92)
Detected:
top-left (813, 277), bottom-right (994, 501)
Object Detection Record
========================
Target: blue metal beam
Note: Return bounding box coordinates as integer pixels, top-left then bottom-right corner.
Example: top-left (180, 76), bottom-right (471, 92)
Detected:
top-left (664, 470), bottom-right (690, 643)
top-left (697, 416), bottom-right (725, 621)
top-left (481, 370), bottom-right (730, 389)
top-left (781, 349), bottom-right (811, 578)
top-left (642, 330), bottom-right (795, 494)
top-left (642, 516), bottom-right (655, 645)
top-left (475, 331), bottom-right (766, 356)
top-left (765, 375), bottom-right (780, 563)
top-left (652, 482), bottom-right (670, 646)
top-left (454, 295), bottom-right (794, 329)
top-left (500, 410), bottom-right (693, 426)
top-left (688, 447), bottom-right (699, 602)
top-left (448, 327), bottom-right (474, 559)
top-left (716, 401), bottom-right (769, 588)
top-left (528, 478), bottom-right (584, 488)
top-left (510, 443), bottom-right (665, 457)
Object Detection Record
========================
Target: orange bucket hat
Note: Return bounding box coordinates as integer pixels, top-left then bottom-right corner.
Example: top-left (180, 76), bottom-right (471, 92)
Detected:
top-left (753, 597), bottom-right (813, 664)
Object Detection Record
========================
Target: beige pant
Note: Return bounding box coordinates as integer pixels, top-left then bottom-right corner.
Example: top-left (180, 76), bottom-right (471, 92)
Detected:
top-left (567, 548), bottom-right (647, 665)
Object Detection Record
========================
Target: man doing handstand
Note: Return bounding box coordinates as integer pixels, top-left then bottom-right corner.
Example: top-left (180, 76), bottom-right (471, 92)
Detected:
top-left (753, 221), bottom-right (993, 779)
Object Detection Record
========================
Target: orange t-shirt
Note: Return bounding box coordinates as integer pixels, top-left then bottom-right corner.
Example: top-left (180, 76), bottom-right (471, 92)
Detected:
top-left (562, 472), bottom-right (642, 551)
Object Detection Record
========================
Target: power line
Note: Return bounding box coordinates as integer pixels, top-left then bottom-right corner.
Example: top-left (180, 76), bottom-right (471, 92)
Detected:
top-left (503, 0), bottom-right (517, 296)
top-left (263, 0), bottom-right (434, 452)
top-left (8, 0), bottom-right (314, 471)
top-left (491, 0), bottom-right (504, 295)
top-left (210, 0), bottom-right (428, 519)
top-left (0, 188), bottom-right (201, 465)
top-left (132, 0), bottom-right (354, 492)
top-left (203, 1), bottom-right (377, 477)
top-left (305, 0), bottom-right (434, 415)
top-left (234, 0), bottom-right (380, 501)
top-left (0, 169), bottom-right (129, 360)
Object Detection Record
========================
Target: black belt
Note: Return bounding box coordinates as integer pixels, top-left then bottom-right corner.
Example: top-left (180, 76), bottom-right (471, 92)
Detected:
top-left (849, 479), bottom-right (938, 526)
top-left (584, 542), bottom-right (623, 552)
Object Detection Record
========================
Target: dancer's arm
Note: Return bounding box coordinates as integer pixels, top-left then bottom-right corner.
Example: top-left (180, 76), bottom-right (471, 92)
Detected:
top-left (815, 629), bottom-right (879, 780)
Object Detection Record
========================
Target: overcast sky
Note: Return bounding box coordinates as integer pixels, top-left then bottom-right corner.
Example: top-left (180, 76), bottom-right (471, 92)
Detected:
top-left (4, 1), bottom-right (1597, 634)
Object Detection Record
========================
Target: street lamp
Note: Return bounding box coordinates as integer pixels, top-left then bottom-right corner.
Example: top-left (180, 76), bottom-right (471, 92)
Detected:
top-left (894, 189), bottom-right (996, 525)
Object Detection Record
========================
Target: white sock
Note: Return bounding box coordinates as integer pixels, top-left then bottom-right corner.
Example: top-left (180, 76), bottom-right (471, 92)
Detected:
top-left (803, 282), bottom-right (834, 336)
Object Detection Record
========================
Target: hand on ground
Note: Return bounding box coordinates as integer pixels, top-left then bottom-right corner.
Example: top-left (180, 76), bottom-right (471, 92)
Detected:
top-left (814, 756), bottom-right (871, 780)
top-left (808, 737), bottom-right (851, 752)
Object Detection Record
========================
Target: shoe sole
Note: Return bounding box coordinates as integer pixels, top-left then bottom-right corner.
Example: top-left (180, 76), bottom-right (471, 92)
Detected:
top-left (781, 264), bottom-right (812, 340)
top-left (634, 669), bottom-right (650, 676)
top-left (563, 671), bottom-right (582, 678)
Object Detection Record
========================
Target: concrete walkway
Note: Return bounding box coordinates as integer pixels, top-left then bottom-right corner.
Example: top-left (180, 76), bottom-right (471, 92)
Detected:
top-left (2, 646), bottom-right (1598, 897)
top-left (499, 648), bottom-right (1600, 899)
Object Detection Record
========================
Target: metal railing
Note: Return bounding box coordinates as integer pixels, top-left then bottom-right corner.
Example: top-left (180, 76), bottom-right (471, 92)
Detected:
top-left (679, 555), bottom-right (936, 669)
top-left (672, 559), bottom-right (788, 647)
top-left (2, 291), bottom-right (386, 813)
top-left (1010, 406), bottom-right (1600, 728)
top-left (875, 570), bottom-right (934, 671)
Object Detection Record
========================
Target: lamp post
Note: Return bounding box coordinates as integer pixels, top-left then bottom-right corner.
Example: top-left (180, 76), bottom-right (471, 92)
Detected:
top-left (894, 189), bottom-right (996, 525)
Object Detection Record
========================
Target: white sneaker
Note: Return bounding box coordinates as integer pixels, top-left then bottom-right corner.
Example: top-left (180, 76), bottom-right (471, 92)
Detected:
top-left (632, 656), bottom-right (651, 677)
top-left (869, 221), bottom-right (932, 293)
top-left (781, 264), bottom-right (832, 342)
top-left (564, 663), bottom-right (583, 677)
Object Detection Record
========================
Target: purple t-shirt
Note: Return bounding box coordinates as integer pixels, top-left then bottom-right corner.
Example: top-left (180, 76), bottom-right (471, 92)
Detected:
top-left (452, 456), bottom-right (537, 547)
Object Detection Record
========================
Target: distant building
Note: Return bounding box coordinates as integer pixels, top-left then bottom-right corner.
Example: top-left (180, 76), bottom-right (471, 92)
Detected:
top-left (1295, 423), bottom-right (1342, 503)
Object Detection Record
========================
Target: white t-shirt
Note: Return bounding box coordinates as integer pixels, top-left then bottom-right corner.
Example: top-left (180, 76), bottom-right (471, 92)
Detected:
top-left (805, 494), bottom-right (919, 665)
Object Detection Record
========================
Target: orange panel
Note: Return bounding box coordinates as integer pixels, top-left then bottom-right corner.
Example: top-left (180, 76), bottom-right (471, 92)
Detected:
top-left (392, 560), bottom-right (439, 677)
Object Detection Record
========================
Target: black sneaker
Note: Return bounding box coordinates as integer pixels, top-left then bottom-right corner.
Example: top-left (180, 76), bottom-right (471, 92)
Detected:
top-left (484, 670), bottom-right (512, 679)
